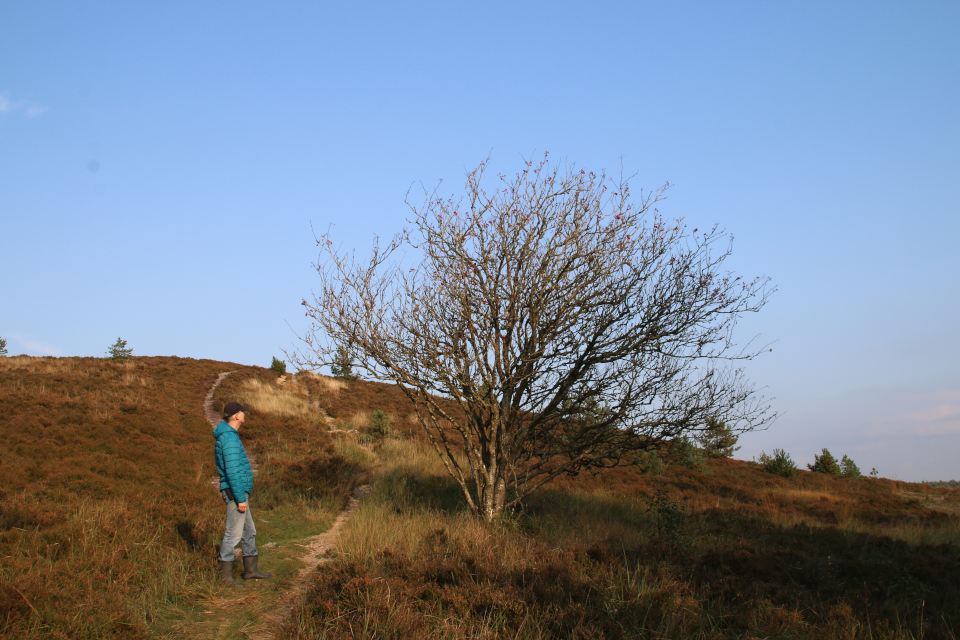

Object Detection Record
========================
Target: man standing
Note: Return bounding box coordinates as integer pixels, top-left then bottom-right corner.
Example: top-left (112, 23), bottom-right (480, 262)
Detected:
top-left (214, 401), bottom-right (272, 587)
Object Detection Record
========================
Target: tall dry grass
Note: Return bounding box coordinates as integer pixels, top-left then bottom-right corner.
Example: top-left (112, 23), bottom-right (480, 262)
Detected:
top-left (0, 357), bottom-right (375, 640)
top-left (237, 376), bottom-right (319, 421)
top-left (298, 372), bottom-right (348, 395)
top-left (282, 433), bottom-right (960, 640)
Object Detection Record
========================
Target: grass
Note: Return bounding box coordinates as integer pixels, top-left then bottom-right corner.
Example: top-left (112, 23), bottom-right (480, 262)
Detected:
top-left (0, 357), bottom-right (372, 640)
top-left (280, 441), bottom-right (960, 640)
top-left (2, 356), bottom-right (959, 639)
top-left (236, 377), bottom-right (320, 422)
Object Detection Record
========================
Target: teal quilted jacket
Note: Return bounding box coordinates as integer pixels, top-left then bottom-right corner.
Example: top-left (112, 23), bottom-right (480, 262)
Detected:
top-left (213, 421), bottom-right (253, 503)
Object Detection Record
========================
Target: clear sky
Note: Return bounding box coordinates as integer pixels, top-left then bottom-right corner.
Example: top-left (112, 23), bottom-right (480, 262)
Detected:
top-left (2, 1), bottom-right (958, 481)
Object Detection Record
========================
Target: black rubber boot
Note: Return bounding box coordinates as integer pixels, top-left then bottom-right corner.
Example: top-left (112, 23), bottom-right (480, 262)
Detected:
top-left (242, 555), bottom-right (273, 580)
top-left (218, 560), bottom-right (245, 587)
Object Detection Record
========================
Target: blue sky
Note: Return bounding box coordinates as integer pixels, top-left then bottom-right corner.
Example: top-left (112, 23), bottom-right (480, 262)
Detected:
top-left (2, 1), bottom-right (958, 480)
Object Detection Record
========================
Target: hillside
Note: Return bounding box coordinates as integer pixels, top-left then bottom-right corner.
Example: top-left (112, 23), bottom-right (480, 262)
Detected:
top-left (0, 356), bottom-right (369, 639)
top-left (1, 356), bottom-right (958, 639)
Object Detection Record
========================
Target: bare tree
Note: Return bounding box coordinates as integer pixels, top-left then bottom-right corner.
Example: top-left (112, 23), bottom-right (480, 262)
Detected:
top-left (292, 155), bottom-right (775, 521)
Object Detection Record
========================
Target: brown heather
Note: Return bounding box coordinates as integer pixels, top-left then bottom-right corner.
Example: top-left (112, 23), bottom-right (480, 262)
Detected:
top-left (2, 356), bottom-right (959, 639)
top-left (0, 357), bottom-right (365, 639)
top-left (282, 439), bottom-right (960, 640)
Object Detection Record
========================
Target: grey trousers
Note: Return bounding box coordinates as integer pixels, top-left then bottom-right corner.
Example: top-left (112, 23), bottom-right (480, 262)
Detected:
top-left (217, 490), bottom-right (257, 562)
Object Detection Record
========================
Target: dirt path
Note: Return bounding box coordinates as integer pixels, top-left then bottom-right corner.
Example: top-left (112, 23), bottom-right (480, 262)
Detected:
top-left (205, 370), bottom-right (260, 476)
top-left (200, 371), bottom-right (373, 640)
top-left (204, 370), bottom-right (236, 426)
top-left (248, 484), bottom-right (371, 640)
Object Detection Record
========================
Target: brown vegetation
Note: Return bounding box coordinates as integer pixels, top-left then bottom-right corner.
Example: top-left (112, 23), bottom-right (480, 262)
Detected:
top-left (1, 356), bottom-right (958, 639)
top-left (0, 356), bottom-right (367, 639)
top-left (283, 443), bottom-right (960, 640)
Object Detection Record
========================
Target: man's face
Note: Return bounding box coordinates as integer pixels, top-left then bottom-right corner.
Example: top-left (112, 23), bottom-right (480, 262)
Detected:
top-left (234, 410), bottom-right (245, 425)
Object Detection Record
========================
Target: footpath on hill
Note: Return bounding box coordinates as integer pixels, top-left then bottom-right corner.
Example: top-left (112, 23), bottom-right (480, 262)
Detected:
top-left (186, 371), bottom-right (373, 640)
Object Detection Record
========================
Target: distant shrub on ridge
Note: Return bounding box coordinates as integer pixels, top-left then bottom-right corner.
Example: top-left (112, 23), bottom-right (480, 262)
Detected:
top-left (106, 337), bottom-right (132, 363)
top-left (696, 417), bottom-right (740, 458)
top-left (664, 436), bottom-right (707, 470)
top-left (840, 454), bottom-right (862, 479)
top-left (807, 448), bottom-right (842, 475)
top-left (270, 356), bottom-right (287, 376)
top-left (758, 448), bottom-right (799, 477)
top-left (331, 345), bottom-right (357, 380)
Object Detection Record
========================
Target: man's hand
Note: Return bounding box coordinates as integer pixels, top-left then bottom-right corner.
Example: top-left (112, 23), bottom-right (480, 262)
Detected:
top-left (238, 502), bottom-right (248, 513)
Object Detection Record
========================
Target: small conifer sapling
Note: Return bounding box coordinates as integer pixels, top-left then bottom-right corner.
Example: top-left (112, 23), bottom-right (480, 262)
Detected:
top-left (758, 448), bottom-right (799, 477)
top-left (0, 336), bottom-right (7, 357)
top-left (331, 345), bottom-right (357, 381)
top-left (696, 417), bottom-right (741, 458)
top-left (840, 454), bottom-right (862, 478)
top-left (107, 337), bottom-right (133, 363)
top-left (808, 448), bottom-right (841, 475)
top-left (368, 410), bottom-right (392, 440)
top-left (270, 356), bottom-right (287, 376)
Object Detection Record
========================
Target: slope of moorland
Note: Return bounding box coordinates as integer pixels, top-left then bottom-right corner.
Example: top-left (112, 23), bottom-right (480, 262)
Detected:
top-left (2, 356), bottom-right (959, 640)
top-left (272, 379), bottom-right (960, 640)
top-left (0, 357), bottom-right (371, 640)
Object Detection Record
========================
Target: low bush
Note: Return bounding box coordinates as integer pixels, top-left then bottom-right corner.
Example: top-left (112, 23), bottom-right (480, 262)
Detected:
top-left (367, 409), bottom-right (392, 440)
top-left (663, 436), bottom-right (707, 470)
top-left (840, 454), bottom-right (862, 478)
top-left (696, 417), bottom-right (740, 458)
top-left (758, 448), bottom-right (799, 477)
top-left (808, 448), bottom-right (841, 475)
top-left (106, 337), bottom-right (132, 363)
top-left (637, 449), bottom-right (665, 475)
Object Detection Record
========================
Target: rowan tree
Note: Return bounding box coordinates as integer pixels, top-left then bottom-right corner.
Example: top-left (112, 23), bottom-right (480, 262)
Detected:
top-left (292, 155), bottom-right (776, 521)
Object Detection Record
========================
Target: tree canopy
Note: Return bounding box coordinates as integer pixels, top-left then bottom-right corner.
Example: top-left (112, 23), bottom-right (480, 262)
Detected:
top-left (293, 156), bottom-right (776, 520)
